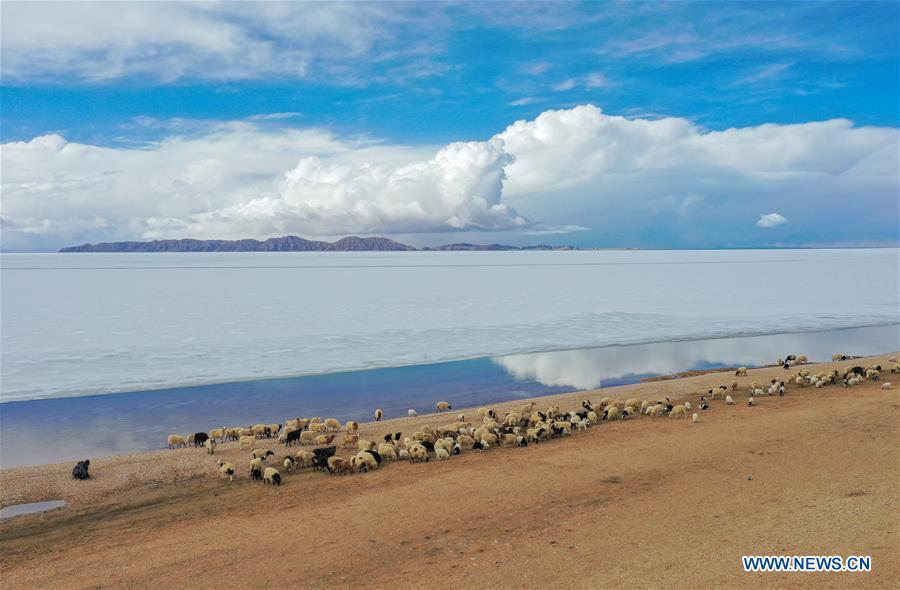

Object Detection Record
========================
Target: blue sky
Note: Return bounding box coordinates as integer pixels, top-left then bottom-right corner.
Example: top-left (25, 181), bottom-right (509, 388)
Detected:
top-left (1, 1), bottom-right (898, 251)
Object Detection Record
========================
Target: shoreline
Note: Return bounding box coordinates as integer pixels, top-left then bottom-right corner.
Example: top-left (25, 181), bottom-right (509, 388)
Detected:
top-left (2, 326), bottom-right (898, 471)
top-left (0, 352), bottom-right (897, 589)
top-left (2, 322), bottom-right (897, 405)
top-left (2, 351), bottom-right (896, 503)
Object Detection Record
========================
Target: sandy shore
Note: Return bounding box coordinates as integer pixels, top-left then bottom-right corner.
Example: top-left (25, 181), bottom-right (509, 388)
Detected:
top-left (1, 352), bottom-right (898, 589)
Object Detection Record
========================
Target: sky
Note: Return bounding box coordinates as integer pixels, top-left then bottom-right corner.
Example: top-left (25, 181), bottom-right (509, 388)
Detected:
top-left (1, 1), bottom-right (898, 251)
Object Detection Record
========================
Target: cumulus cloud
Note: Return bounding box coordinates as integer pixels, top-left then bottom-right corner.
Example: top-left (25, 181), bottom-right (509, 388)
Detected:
top-left (2, 105), bottom-right (897, 250)
top-left (757, 212), bottom-right (788, 228)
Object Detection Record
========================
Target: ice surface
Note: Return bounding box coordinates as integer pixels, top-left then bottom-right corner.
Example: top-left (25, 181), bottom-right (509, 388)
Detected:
top-left (1, 249), bottom-right (897, 402)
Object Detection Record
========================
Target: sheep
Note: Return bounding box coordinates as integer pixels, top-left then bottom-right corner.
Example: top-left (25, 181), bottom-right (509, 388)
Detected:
top-left (205, 438), bottom-right (216, 454)
top-left (882, 382), bottom-right (892, 390)
top-left (669, 405), bottom-right (687, 419)
top-left (866, 369), bottom-right (880, 381)
top-left (345, 421), bottom-right (359, 435)
top-left (436, 401), bottom-right (452, 412)
top-left (216, 460), bottom-right (235, 481)
top-left (209, 428), bottom-right (225, 442)
top-left (692, 413), bottom-right (699, 423)
top-left (624, 398), bottom-right (640, 411)
top-left (283, 456), bottom-right (295, 472)
top-left (748, 397), bottom-right (756, 406)
top-left (709, 386), bottom-right (727, 400)
top-left (300, 431), bottom-right (317, 446)
top-left (520, 402), bottom-right (535, 415)
top-left (250, 424), bottom-right (267, 437)
top-left (731, 380), bottom-right (739, 391)
top-left (797, 355), bottom-right (808, 364)
top-left (735, 367), bottom-right (748, 377)
top-left (684, 402), bottom-right (692, 411)
top-left (327, 456), bottom-right (353, 475)
top-left (239, 435), bottom-right (256, 450)
top-left (890, 363), bottom-right (900, 374)
top-left (353, 451), bottom-right (379, 472)
top-left (832, 353), bottom-right (847, 362)
top-left (295, 450), bottom-right (315, 468)
top-left (250, 449), bottom-right (274, 461)
top-left (315, 434), bottom-right (335, 446)
top-left (456, 413), bottom-right (465, 422)
top-left (378, 444), bottom-right (398, 461)
top-left (266, 424), bottom-right (281, 438)
top-left (605, 406), bottom-right (621, 421)
top-left (408, 409), bottom-right (418, 418)
top-left (640, 400), bottom-right (650, 413)
top-left (374, 408), bottom-right (383, 421)
top-left (435, 448), bottom-right (450, 460)
top-left (72, 460), bottom-right (90, 480)
top-left (407, 443), bottom-right (429, 463)
top-left (725, 395), bottom-right (734, 405)
top-left (648, 404), bottom-right (666, 417)
top-left (480, 432), bottom-right (499, 446)
top-left (499, 433), bottom-right (518, 447)
top-left (260, 467), bottom-right (281, 485)
top-left (456, 434), bottom-right (475, 450)
top-left (889, 357), bottom-right (898, 363)
top-left (283, 428), bottom-right (302, 447)
top-left (312, 446), bottom-right (337, 471)
top-left (397, 449), bottom-right (411, 461)
top-left (167, 434), bottom-right (186, 449)
top-left (699, 402), bottom-right (710, 410)
top-left (323, 418), bottom-right (341, 432)
top-left (357, 439), bottom-right (376, 452)
top-left (310, 422), bottom-right (328, 433)
top-left (342, 434), bottom-right (360, 449)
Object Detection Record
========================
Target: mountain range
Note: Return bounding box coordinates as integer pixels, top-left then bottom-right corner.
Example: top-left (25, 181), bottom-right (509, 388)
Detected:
top-left (59, 236), bottom-right (570, 253)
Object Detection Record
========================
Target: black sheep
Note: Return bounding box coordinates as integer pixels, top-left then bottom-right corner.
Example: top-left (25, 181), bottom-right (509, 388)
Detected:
top-left (312, 446), bottom-right (337, 471)
top-left (72, 459), bottom-right (90, 480)
top-left (192, 432), bottom-right (209, 447)
top-left (420, 440), bottom-right (435, 453)
top-left (284, 429), bottom-right (302, 447)
top-left (366, 450), bottom-right (382, 464)
top-left (251, 467), bottom-right (263, 480)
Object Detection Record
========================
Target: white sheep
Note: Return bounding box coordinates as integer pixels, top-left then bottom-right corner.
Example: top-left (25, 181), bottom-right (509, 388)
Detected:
top-left (882, 382), bottom-right (892, 390)
top-left (205, 438), bottom-right (216, 454)
top-left (263, 467), bottom-right (282, 485)
top-left (378, 444), bottom-right (398, 460)
top-left (725, 395), bottom-right (734, 405)
top-left (398, 449), bottom-right (411, 461)
top-left (692, 413), bottom-right (699, 423)
top-left (408, 409), bottom-right (418, 418)
top-left (239, 435), bottom-right (256, 449)
top-left (324, 418), bottom-right (341, 431)
top-left (374, 408), bottom-right (383, 421)
top-left (436, 401), bottom-right (451, 412)
top-left (283, 456), bottom-right (295, 472)
top-left (684, 402), bottom-right (692, 411)
top-left (669, 405), bottom-right (687, 419)
top-left (748, 397), bottom-right (756, 406)
top-left (216, 460), bottom-right (235, 481)
top-left (435, 448), bottom-right (450, 460)
top-left (167, 434), bottom-right (186, 449)
top-left (251, 448), bottom-right (275, 461)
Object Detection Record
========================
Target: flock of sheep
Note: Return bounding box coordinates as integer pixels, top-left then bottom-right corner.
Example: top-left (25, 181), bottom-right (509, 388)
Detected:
top-left (163, 353), bottom-right (896, 487)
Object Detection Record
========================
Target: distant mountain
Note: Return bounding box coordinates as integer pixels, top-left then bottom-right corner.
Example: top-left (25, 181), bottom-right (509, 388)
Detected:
top-left (59, 236), bottom-right (572, 252)
top-left (59, 236), bottom-right (416, 253)
top-left (421, 243), bottom-right (560, 251)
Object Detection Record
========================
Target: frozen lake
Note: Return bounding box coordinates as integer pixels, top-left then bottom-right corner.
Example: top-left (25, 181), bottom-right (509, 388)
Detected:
top-left (1, 249), bottom-right (898, 402)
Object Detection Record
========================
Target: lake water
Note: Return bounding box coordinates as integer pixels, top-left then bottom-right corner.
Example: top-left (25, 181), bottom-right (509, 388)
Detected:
top-left (2, 249), bottom-right (897, 403)
top-left (1, 325), bottom-right (897, 468)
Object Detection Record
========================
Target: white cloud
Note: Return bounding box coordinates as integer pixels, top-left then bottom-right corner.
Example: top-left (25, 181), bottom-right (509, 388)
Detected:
top-left (0, 2), bottom-right (430, 83)
top-left (757, 212), bottom-right (788, 228)
top-left (552, 78), bottom-right (577, 92)
top-left (2, 105), bottom-right (897, 250)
